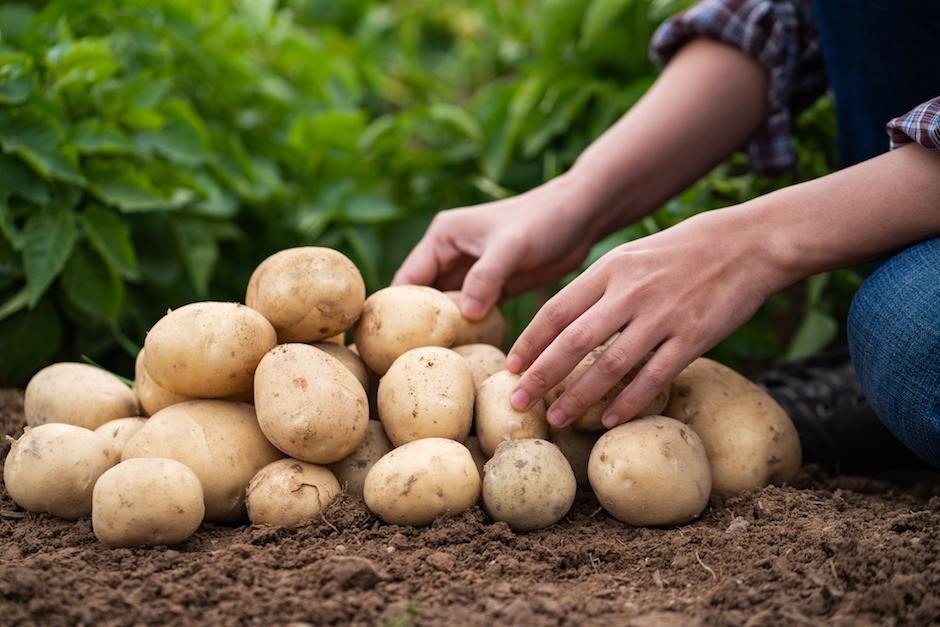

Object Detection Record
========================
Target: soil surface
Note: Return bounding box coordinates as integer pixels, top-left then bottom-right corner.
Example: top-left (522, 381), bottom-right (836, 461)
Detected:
top-left (2, 389), bottom-right (939, 626)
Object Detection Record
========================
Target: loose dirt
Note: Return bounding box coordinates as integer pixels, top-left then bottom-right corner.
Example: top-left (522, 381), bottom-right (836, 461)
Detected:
top-left (1, 389), bottom-right (938, 626)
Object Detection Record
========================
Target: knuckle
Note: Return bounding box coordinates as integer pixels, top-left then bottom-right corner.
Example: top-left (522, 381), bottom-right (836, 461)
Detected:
top-left (563, 324), bottom-right (593, 354)
top-left (596, 345), bottom-right (630, 378)
top-left (559, 385), bottom-right (592, 415)
top-left (525, 367), bottom-right (550, 392)
top-left (641, 363), bottom-right (672, 391)
top-left (542, 301), bottom-right (568, 327)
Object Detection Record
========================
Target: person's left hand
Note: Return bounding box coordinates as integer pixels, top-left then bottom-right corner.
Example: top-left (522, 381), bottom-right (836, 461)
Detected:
top-left (505, 205), bottom-right (788, 429)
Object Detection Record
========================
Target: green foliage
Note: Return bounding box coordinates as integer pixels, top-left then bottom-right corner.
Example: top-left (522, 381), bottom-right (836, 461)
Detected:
top-left (0, 0), bottom-right (852, 384)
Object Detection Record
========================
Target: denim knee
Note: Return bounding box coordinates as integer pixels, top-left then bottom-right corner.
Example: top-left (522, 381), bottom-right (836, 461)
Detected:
top-left (846, 236), bottom-right (940, 468)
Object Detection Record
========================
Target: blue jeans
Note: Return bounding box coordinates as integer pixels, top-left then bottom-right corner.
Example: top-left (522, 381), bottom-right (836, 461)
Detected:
top-left (847, 237), bottom-right (940, 468)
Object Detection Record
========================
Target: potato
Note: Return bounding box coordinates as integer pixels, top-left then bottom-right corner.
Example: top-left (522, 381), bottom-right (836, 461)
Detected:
top-left (326, 332), bottom-right (346, 345)
top-left (549, 426), bottom-right (599, 488)
top-left (464, 436), bottom-right (487, 481)
top-left (3, 423), bottom-right (115, 520)
top-left (588, 416), bottom-right (711, 527)
top-left (311, 342), bottom-right (371, 393)
top-left (92, 458), bottom-right (204, 547)
top-left (246, 459), bottom-right (341, 527)
top-left (94, 417), bottom-right (147, 458)
top-left (134, 350), bottom-right (189, 416)
top-left (444, 291), bottom-right (507, 347)
top-left (377, 347), bottom-right (474, 446)
top-left (246, 247), bottom-right (365, 343)
top-left (254, 343), bottom-right (368, 464)
top-left (545, 348), bottom-right (669, 432)
top-left (475, 371), bottom-right (548, 457)
top-left (144, 302), bottom-right (276, 398)
top-left (663, 357), bottom-right (801, 495)
top-left (25, 362), bottom-right (138, 430)
top-left (121, 400), bottom-right (282, 522)
top-left (364, 438), bottom-right (480, 526)
top-left (330, 421), bottom-right (393, 497)
top-left (353, 286), bottom-right (461, 375)
top-left (453, 344), bottom-right (507, 389)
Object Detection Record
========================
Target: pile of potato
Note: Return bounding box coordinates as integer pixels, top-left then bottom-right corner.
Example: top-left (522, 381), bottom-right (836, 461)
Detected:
top-left (2, 247), bottom-right (801, 548)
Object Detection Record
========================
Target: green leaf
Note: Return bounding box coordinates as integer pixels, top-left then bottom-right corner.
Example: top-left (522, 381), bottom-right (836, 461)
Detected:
top-left (81, 206), bottom-right (139, 280)
top-left (45, 36), bottom-right (119, 90)
top-left (61, 243), bottom-right (124, 322)
top-left (483, 75), bottom-right (545, 182)
top-left (428, 104), bottom-right (484, 145)
top-left (22, 207), bottom-right (78, 306)
top-left (523, 82), bottom-right (597, 157)
top-left (288, 110), bottom-right (367, 154)
top-left (171, 219), bottom-right (218, 297)
top-left (343, 192), bottom-right (399, 224)
top-left (136, 100), bottom-right (211, 167)
top-left (0, 153), bottom-right (50, 206)
top-left (0, 110), bottom-right (86, 185)
top-left (0, 285), bottom-right (28, 324)
top-left (581, 0), bottom-right (636, 48)
top-left (342, 226), bottom-right (380, 291)
top-left (70, 120), bottom-right (136, 155)
top-left (0, 52), bottom-right (36, 105)
top-left (534, 0), bottom-right (590, 53)
top-left (785, 308), bottom-right (839, 361)
top-left (85, 161), bottom-right (177, 212)
top-left (0, 295), bottom-right (62, 386)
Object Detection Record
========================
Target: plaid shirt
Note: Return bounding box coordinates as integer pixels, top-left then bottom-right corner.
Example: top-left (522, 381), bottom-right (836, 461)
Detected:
top-left (650, 0), bottom-right (940, 173)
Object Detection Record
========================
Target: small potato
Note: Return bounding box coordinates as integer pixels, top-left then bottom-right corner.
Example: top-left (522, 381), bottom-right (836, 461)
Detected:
top-left (476, 371), bottom-right (548, 457)
top-left (247, 459), bottom-right (341, 527)
top-left (246, 247), bottom-right (365, 343)
top-left (94, 417), bottom-right (147, 459)
top-left (444, 291), bottom-right (507, 347)
top-left (377, 347), bottom-right (474, 446)
top-left (4, 424), bottom-right (115, 520)
top-left (664, 357), bottom-right (801, 495)
top-left (483, 439), bottom-right (576, 531)
top-left (92, 458), bottom-right (204, 547)
top-left (453, 344), bottom-right (507, 389)
top-left (545, 348), bottom-right (670, 432)
top-left (330, 421), bottom-right (393, 497)
top-left (549, 426), bottom-right (599, 488)
top-left (25, 362), bottom-right (138, 430)
top-left (122, 400), bottom-right (282, 522)
top-left (134, 350), bottom-right (189, 416)
top-left (364, 438), bottom-right (480, 526)
top-left (464, 436), bottom-right (487, 481)
top-left (144, 302), bottom-right (276, 398)
top-left (254, 344), bottom-right (369, 464)
top-left (311, 342), bottom-right (371, 393)
top-left (353, 286), bottom-right (461, 375)
top-left (589, 416), bottom-right (711, 527)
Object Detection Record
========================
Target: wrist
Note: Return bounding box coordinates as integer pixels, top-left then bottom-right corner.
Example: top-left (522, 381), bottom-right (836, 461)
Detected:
top-left (558, 164), bottom-right (639, 240)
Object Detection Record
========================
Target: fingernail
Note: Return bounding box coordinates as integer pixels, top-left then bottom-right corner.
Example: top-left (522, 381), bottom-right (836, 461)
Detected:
top-left (461, 296), bottom-right (484, 318)
top-left (506, 353), bottom-right (523, 373)
top-left (547, 408), bottom-right (566, 426)
top-left (510, 388), bottom-right (530, 411)
top-left (602, 413), bottom-right (621, 429)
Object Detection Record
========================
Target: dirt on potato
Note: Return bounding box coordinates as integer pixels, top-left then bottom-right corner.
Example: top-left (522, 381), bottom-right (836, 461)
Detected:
top-left (1, 389), bottom-right (939, 626)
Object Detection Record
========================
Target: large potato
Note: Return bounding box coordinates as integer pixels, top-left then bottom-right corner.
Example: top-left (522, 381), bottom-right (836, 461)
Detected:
top-left (121, 400), bottom-right (282, 522)
top-left (482, 439), bottom-right (576, 531)
top-left (134, 349), bottom-right (189, 416)
top-left (444, 291), bottom-right (506, 347)
top-left (144, 302), bottom-right (276, 398)
top-left (330, 421), bottom-right (393, 497)
top-left (94, 417), bottom-right (147, 458)
top-left (364, 438), bottom-right (480, 526)
top-left (377, 347), bottom-right (474, 446)
top-left (475, 371), bottom-right (548, 457)
top-left (246, 247), bottom-right (365, 343)
top-left (92, 458), bottom-right (204, 547)
top-left (664, 357), bottom-right (801, 495)
top-left (549, 426), bottom-right (599, 488)
top-left (588, 416), bottom-right (711, 527)
top-left (311, 342), bottom-right (371, 393)
top-left (545, 348), bottom-right (669, 432)
top-left (352, 286), bottom-right (461, 375)
top-left (254, 344), bottom-right (369, 464)
top-left (453, 344), bottom-right (507, 389)
top-left (4, 424), bottom-right (115, 520)
top-left (25, 363), bottom-right (138, 430)
top-left (247, 459), bottom-right (341, 527)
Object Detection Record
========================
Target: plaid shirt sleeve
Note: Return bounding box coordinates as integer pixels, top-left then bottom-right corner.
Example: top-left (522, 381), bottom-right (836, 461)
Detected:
top-left (650, 0), bottom-right (827, 174)
top-left (886, 97), bottom-right (940, 152)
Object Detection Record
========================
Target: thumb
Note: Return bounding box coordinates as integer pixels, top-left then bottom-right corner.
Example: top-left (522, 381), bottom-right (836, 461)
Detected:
top-left (460, 241), bottom-right (517, 320)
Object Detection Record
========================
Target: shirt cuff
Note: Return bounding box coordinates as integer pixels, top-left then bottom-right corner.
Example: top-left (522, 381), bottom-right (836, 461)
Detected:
top-left (887, 97), bottom-right (940, 152)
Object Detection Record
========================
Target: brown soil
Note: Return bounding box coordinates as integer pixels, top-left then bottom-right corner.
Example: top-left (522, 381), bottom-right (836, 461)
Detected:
top-left (2, 389), bottom-right (939, 626)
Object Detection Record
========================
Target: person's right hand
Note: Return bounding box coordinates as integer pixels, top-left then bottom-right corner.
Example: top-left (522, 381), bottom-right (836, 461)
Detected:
top-left (392, 174), bottom-right (604, 320)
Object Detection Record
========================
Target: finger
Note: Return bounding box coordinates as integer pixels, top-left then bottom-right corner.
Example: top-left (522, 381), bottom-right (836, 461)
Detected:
top-left (393, 235), bottom-right (461, 287)
top-left (436, 255), bottom-right (476, 292)
top-left (601, 337), bottom-right (692, 428)
top-left (511, 299), bottom-right (628, 414)
top-left (545, 320), bottom-right (663, 427)
top-left (501, 248), bottom-right (591, 297)
top-left (459, 238), bottom-right (521, 320)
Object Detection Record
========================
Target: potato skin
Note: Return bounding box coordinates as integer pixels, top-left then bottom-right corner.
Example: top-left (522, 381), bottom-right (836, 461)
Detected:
top-left (25, 362), bottom-right (138, 430)
top-left (94, 417), bottom-right (147, 459)
top-left (549, 426), bottom-right (599, 488)
top-left (363, 438), bottom-right (480, 526)
top-left (476, 371), bottom-right (548, 457)
top-left (453, 344), bottom-right (507, 389)
top-left (246, 459), bottom-right (341, 527)
top-left (444, 291), bottom-right (506, 347)
top-left (134, 350), bottom-right (189, 416)
top-left (545, 348), bottom-right (669, 432)
top-left (330, 421), bottom-right (393, 497)
top-left (352, 286), bottom-right (461, 375)
top-left (4, 423), bottom-right (115, 520)
top-left (483, 439), bottom-right (576, 531)
top-left (377, 347), bottom-right (474, 447)
top-left (121, 400), bottom-right (282, 522)
top-left (246, 247), bottom-right (365, 343)
top-left (588, 416), bottom-right (711, 527)
top-left (664, 357), bottom-right (801, 495)
top-left (144, 302), bottom-right (276, 398)
top-left (463, 436), bottom-right (488, 481)
top-left (254, 344), bottom-right (369, 464)
top-left (92, 458), bottom-right (204, 547)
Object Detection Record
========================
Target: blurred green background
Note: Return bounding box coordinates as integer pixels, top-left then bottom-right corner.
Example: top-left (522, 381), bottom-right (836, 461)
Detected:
top-left (0, 0), bottom-right (860, 385)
